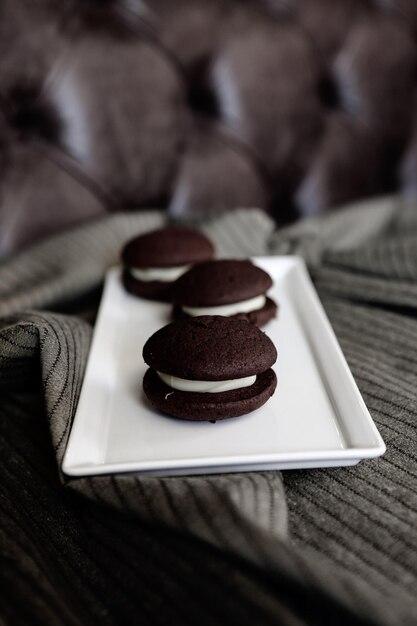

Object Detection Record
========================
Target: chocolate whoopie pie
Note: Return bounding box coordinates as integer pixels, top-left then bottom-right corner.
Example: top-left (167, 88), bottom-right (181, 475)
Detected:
top-left (121, 227), bottom-right (214, 300)
top-left (142, 316), bottom-right (277, 421)
top-left (172, 259), bottom-right (277, 326)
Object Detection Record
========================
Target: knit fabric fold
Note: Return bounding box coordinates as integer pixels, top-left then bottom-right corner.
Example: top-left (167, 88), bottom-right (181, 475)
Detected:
top-left (1, 200), bottom-right (417, 624)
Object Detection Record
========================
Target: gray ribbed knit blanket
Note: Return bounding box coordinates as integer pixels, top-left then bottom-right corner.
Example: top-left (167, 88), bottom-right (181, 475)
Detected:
top-left (1, 198), bottom-right (416, 625)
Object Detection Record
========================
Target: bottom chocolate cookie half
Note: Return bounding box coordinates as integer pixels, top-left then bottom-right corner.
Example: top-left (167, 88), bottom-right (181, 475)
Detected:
top-left (143, 368), bottom-right (277, 421)
top-left (122, 270), bottom-right (173, 302)
top-left (173, 297), bottom-right (278, 327)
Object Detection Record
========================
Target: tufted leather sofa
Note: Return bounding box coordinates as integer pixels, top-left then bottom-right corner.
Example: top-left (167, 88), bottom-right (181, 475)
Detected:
top-left (1, 0), bottom-right (417, 257)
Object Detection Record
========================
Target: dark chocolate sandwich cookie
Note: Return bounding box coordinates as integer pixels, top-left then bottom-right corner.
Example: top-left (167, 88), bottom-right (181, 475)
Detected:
top-left (121, 227), bottom-right (214, 300)
top-left (172, 259), bottom-right (277, 326)
top-left (142, 316), bottom-right (277, 421)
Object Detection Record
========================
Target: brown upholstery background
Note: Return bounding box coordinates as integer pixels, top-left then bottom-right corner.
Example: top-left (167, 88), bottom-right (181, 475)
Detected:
top-left (2, 0), bottom-right (417, 256)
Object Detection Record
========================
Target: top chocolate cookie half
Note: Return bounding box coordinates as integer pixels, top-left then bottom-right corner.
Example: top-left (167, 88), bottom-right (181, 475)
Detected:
top-left (122, 227), bottom-right (214, 268)
top-left (172, 259), bottom-right (277, 326)
top-left (121, 227), bottom-right (214, 300)
top-left (143, 315), bottom-right (277, 381)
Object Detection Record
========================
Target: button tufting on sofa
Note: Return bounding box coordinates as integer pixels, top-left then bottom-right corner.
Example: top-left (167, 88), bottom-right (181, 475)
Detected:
top-left (1, 0), bottom-right (417, 255)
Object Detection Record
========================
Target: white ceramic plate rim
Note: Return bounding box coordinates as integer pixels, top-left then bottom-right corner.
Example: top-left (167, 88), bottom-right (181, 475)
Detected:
top-left (62, 256), bottom-right (385, 477)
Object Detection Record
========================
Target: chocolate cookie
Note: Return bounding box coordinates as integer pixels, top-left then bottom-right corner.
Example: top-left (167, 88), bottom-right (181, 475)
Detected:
top-left (142, 316), bottom-right (277, 421)
top-left (172, 259), bottom-right (277, 326)
top-left (121, 227), bottom-right (214, 300)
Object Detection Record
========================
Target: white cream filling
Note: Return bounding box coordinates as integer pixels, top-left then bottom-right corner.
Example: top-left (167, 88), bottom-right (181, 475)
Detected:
top-left (157, 371), bottom-right (256, 393)
top-left (182, 294), bottom-right (266, 317)
top-left (129, 265), bottom-right (189, 282)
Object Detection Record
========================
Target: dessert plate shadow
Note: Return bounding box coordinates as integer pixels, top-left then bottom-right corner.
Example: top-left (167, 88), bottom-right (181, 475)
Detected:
top-left (62, 257), bottom-right (385, 477)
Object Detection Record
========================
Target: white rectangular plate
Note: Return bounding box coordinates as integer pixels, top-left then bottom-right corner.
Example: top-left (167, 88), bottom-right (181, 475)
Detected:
top-left (62, 257), bottom-right (385, 477)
